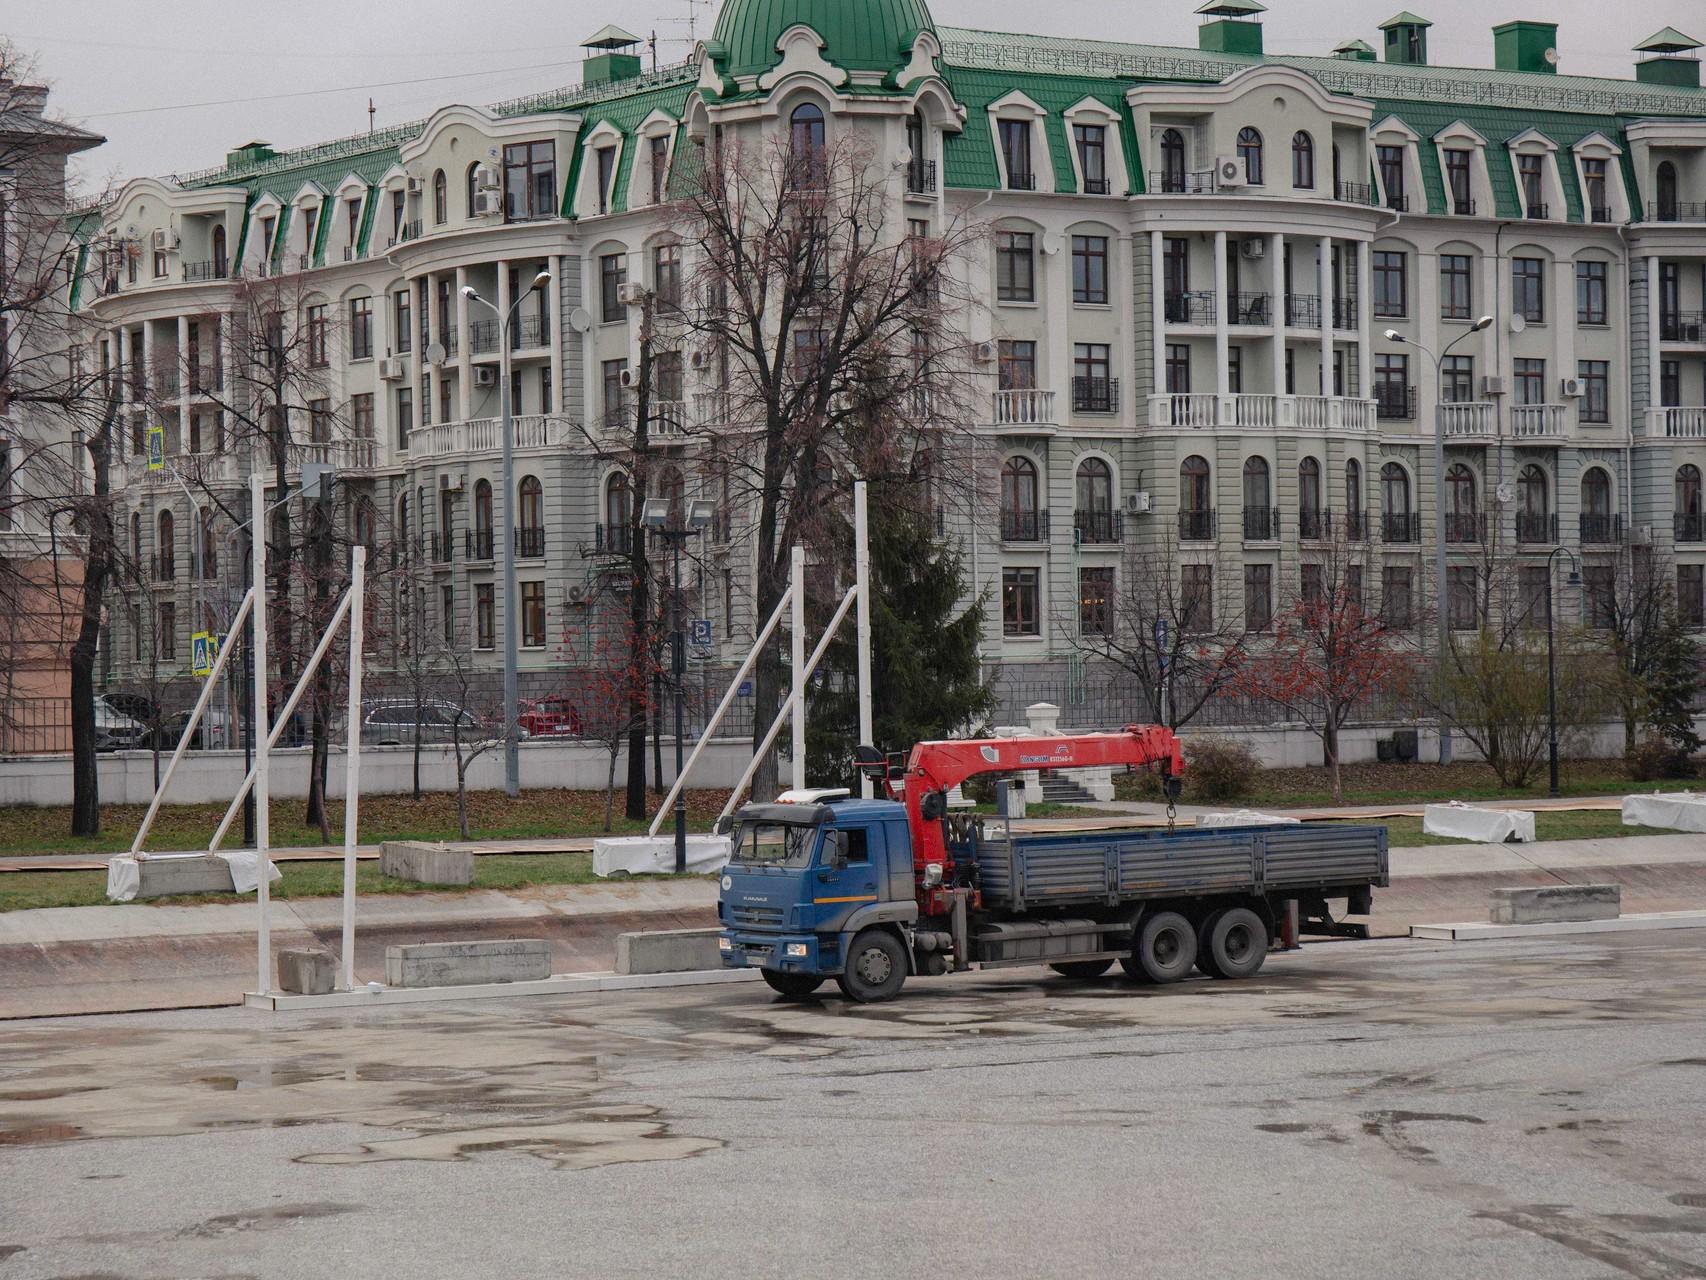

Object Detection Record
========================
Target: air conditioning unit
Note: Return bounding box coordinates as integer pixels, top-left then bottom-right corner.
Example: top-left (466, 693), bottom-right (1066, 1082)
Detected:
top-left (149, 228), bottom-right (170, 252)
top-left (1560, 377), bottom-right (1583, 398)
top-left (473, 366), bottom-right (498, 387)
top-left (473, 191), bottom-right (503, 217)
top-left (619, 368), bottom-right (638, 389)
top-left (438, 472), bottom-right (464, 493)
top-left (1238, 238), bottom-right (1266, 261)
top-left (1481, 375), bottom-right (1507, 396)
top-left (1124, 491), bottom-right (1153, 515)
top-left (1215, 155), bottom-right (1246, 188)
top-left (616, 282), bottom-right (648, 306)
top-left (690, 349), bottom-right (708, 369)
top-left (1631, 524), bottom-right (1654, 546)
top-left (972, 341), bottom-right (996, 363)
top-left (475, 166), bottom-right (501, 191)
top-left (405, 176), bottom-right (423, 194)
top-left (566, 584), bottom-right (590, 605)
top-left (377, 357), bottom-right (404, 381)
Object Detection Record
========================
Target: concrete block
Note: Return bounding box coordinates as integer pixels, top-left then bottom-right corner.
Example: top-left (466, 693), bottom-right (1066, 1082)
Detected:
top-left (135, 854), bottom-right (237, 899)
top-left (1489, 884), bottom-right (1621, 925)
top-left (278, 948), bottom-right (336, 995)
top-left (616, 927), bottom-right (724, 975)
top-left (384, 939), bottom-right (551, 988)
top-left (379, 841), bottom-right (474, 886)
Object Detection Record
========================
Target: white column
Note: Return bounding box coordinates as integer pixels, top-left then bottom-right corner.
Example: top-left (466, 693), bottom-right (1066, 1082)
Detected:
top-left (1271, 232), bottom-right (1287, 397)
top-left (549, 253), bottom-right (565, 417)
top-left (1318, 236), bottom-right (1334, 396)
top-left (455, 266), bottom-right (472, 421)
top-left (1149, 231), bottom-right (1166, 397)
top-left (1213, 230), bottom-right (1229, 396)
top-left (1647, 256), bottom-right (1662, 412)
top-left (424, 272), bottom-right (439, 430)
top-left (175, 314), bottom-right (191, 454)
top-left (1357, 240), bottom-right (1373, 399)
top-left (1555, 256), bottom-right (1575, 405)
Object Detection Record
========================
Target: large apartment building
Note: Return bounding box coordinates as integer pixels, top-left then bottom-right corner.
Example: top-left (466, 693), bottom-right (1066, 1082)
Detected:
top-left (72, 0), bottom-right (1706, 716)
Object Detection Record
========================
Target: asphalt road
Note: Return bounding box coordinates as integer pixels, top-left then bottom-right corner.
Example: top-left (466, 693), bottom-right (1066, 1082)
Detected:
top-left (3, 932), bottom-right (1705, 1279)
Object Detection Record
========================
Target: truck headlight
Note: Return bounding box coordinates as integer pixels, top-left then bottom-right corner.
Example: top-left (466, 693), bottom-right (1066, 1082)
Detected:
top-left (718, 936), bottom-right (732, 951)
top-left (785, 943), bottom-right (808, 958)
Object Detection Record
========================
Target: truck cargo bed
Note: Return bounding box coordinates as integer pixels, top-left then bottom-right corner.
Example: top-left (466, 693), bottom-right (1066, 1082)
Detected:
top-left (963, 822), bottom-right (1388, 912)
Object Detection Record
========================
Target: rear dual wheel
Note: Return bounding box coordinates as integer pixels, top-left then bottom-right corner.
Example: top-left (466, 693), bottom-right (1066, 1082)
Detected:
top-left (1196, 908), bottom-right (1269, 980)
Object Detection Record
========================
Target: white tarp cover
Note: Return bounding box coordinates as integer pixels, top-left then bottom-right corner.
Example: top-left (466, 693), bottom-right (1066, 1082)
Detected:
top-left (1423, 802), bottom-right (1536, 843)
top-left (106, 855), bottom-right (141, 902)
top-left (593, 835), bottom-right (733, 878)
top-left (1197, 810), bottom-right (1301, 829)
top-left (1622, 792), bottom-right (1706, 832)
top-left (220, 850), bottom-right (283, 894)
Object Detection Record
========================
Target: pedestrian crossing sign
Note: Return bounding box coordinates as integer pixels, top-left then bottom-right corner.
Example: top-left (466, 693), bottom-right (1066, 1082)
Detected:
top-left (191, 631), bottom-right (218, 677)
top-left (147, 424), bottom-right (165, 471)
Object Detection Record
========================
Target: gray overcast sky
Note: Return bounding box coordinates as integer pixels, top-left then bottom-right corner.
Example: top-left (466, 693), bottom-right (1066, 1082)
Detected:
top-left (13, 0), bottom-right (1704, 191)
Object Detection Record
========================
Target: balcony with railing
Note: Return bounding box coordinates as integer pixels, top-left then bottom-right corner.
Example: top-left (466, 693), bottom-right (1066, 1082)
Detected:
top-left (1082, 176), bottom-right (1112, 196)
top-left (1511, 404), bottom-right (1566, 438)
top-left (294, 437), bottom-right (378, 472)
top-left (1515, 512), bottom-right (1558, 545)
top-left (1383, 512), bottom-right (1421, 544)
top-left (150, 552), bottom-right (175, 583)
top-left (429, 532), bottom-right (453, 565)
top-left (1334, 180), bottom-right (1374, 205)
top-left (186, 365), bottom-right (223, 396)
top-left (1332, 298), bottom-right (1358, 330)
top-left (469, 318), bottom-right (499, 355)
top-left (513, 314), bottom-right (549, 350)
top-left (993, 388), bottom-right (1056, 427)
top-left (1148, 393), bottom-right (1374, 433)
top-left (1242, 506), bottom-right (1280, 541)
top-left (183, 259), bottom-right (228, 283)
top-left (999, 508), bottom-right (1049, 543)
top-left (1649, 407), bottom-right (1706, 439)
top-left (1298, 507), bottom-right (1329, 541)
top-left (1073, 509), bottom-right (1122, 545)
top-left (1444, 512), bottom-right (1486, 544)
top-left (1006, 170), bottom-right (1037, 192)
top-left (1151, 169), bottom-right (1217, 194)
top-left (1438, 402), bottom-right (1496, 438)
top-left (1385, 193), bottom-right (1410, 213)
top-left (1524, 202), bottom-right (1549, 220)
top-left (1375, 385), bottom-right (1418, 421)
top-left (1590, 206), bottom-right (1614, 224)
top-left (1285, 294), bottom-right (1320, 327)
top-left (153, 369), bottom-right (180, 397)
top-left (411, 414), bottom-right (569, 459)
top-left (1453, 197), bottom-right (1477, 216)
top-left (1580, 514), bottom-right (1623, 546)
top-left (1071, 377), bottom-right (1119, 414)
top-left (594, 523), bottom-right (634, 557)
top-left (1226, 292), bottom-right (1272, 326)
top-left (1649, 200), bottom-right (1706, 223)
top-left (1342, 509), bottom-right (1368, 541)
top-left (465, 529), bottom-right (495, 561)
top-left (1164, 292), bottom-right (1216, 325)
top-left (1677, 512), bottom-right (1706, 544)
top-left (906, 158), bottom-right (937, 195)
top-left (1660, 311), bottom-right (1706, 343)
top-left (1179, 509), bottom-right (1216, 542)
top-left (515, 526), bottom-right (546, 558)
top-left (649, 402), bottom-right (688, 439)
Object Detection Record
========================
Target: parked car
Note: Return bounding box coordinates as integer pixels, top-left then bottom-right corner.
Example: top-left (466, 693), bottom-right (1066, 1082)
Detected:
top-left (518, 697), bottom-right (583, 739)
top-left (101, 692), bottom-right (159, 729)
top-left (360, 698), bottom-right (498, 747)
top-left (93, 697), bottom-right (148, 752)
top-left (161, 708), bottom-right (233, 751)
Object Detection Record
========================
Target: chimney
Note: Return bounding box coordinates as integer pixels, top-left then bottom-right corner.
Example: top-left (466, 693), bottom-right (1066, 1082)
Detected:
top-left (582, 25), bottom-right (644, 87)
top-left (1634, 27), bottom-right (1702, 88)
top-left (1378, 12), bottom-right (1432, 66)
top-left (1332, 38), bottom-right (1378, 63)
top-left (1196, 1), bottom-right (1266, 58)
top-left (1493, 20), bottom-right (1559, 75)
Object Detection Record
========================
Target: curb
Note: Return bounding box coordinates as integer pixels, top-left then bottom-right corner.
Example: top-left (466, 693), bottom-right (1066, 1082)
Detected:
top-left (1409, 909), bottom-right (1706, 942)
top-left (242, 965), bottom-right (761, 1010)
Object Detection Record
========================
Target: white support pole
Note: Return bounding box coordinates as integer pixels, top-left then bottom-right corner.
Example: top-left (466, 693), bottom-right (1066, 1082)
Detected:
top-left (790, 544), bottom-right (806, 793)
top-left (251, 475), bottom-right (271, 997)
top-left (649, 585), bottom-right (793, 837)
top-left (719, 586), bottom-right (858, 826)
top-left (854, 481), bottom-right (874, 798)
top-left (127, 588), bottom-right (253, 856)
top-left (207, 587), bottom-right (356, 853)
top-left (341, 546), bottom-right (366, 991)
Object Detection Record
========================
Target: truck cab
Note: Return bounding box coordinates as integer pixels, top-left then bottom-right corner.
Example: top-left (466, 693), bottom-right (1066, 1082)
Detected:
top-left (718, 794), bottom-right (919, 1000)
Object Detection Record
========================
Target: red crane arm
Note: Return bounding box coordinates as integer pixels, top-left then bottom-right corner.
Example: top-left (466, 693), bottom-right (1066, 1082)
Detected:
top-left (895, 725), bottom-right (1184, 907)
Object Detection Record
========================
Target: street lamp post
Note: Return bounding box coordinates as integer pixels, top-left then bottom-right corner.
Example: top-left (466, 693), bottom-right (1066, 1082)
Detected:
top-left (462, 271), bottom-right (551, 799)
top-left (642, 497), bottom-right (715, 873)
top-left (1546, 546), bottom-right (1582, 798)
top-left (1383, 316), bottom-right (1494, 767)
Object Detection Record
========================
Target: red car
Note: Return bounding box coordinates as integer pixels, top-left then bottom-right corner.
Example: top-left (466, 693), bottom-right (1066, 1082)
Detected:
top-left (518, 697), bottom-right (583, 739)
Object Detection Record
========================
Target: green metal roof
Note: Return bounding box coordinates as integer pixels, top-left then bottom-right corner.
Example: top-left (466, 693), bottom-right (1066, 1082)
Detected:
top-left (558, 80), bottom-right (695, 218)
top-left (1379, 12), bottom-right (1433, 30)
top-left (1635, 27), bottom-right (1702, 55)
top-left (708, 0), bottom-right (936, 81)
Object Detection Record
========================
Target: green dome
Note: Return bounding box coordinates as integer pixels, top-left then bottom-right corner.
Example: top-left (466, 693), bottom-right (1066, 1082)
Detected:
top-left (708, 0), bottom-right (936, 81)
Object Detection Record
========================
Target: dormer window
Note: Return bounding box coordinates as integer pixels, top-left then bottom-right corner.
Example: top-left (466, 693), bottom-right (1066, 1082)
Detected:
top-left (1075, 124), bottom-right (1109, 194)
top-left (1160, 129), bottom-right (1187, 192)
top-left (595, 147), bottom-right (616, 214)
top-left (211, 225), bottom-right (228, 278)
top-left (1377, 144), bottom-right (1406, 211)
top-left (390, 190), bottom-right (405, 241)
top-left (1237, 127), bottom-right (1263, 185)
top-left (999, 120), bottom-right (1034, 190)
top-left (1582, 158), bottom-right (1611, 222)
top-left (1445, 149), bottom-right (1473, 214)
top-left (1518, 153), bottom-right (1546, 218)
top-left (649, 135), bottom-right (669, 204)
top-left (1657, 161), bottom-right (1678, 221)
top-left (260, 216), bottom-right (276, 261)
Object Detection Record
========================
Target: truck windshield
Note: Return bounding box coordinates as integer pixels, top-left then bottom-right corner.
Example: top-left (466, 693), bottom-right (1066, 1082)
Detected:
top-left (730, 822), bottom-right (818, 868)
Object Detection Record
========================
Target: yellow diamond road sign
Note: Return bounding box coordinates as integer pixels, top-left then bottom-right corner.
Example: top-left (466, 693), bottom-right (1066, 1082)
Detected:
top-left (191, 631), bottom-right (218, 677)
top-left (147, 424), bottom-right (166, 471)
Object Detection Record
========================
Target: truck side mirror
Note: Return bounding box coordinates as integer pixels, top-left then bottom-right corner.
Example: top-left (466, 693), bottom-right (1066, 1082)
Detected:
top-left (716, 814), bottom-right (736, 836)
top-left (920, 791), bottom-right (947, 821)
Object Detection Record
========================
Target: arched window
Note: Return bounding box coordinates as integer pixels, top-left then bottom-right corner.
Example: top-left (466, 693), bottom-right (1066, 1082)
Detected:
top-left (1182, 455), bottom-right (1212, 539)
top-left (1658, 161), bottom-right (1679, 222)
top-left (1381, 463), bottom-right (1410, 542)
top-left (353, 498), bottom-right (376, 555)
top-left (1677, 464), bottom-right (1702, 517)
top-left (432, 169), bottom-right (447, 224)
top-left (789, 102), bottom-right (826, 187)
top-left (1237, 127), bottom-right (1264, 186)
top-left (211, 224), bottom-right (227, 277)
top-left (1446, 463), bottom-right (1477, 542)
top-left (1001, 456), bottom-right (1040, 541)
top-left (1292, 131), bottom-right (1315, 189)
top-left (605, 473), bottom-right (630, 549)
top-left (1160, 128), bottom-right (1186, 192)
top-left (906, 110), bottom-right (925, 170)
top-left (1299, 457), bottom-right (1322, 511)
top-left (518, 475), bottom-right (543, 529)
top-left (1242, 455), bottom-right (1270, 508)
top-left (472, 479), bottom-right (493, 558)
top-left (397, 496), bottom-right (409, 560)
top-left (1518, 464), bottom-right (1550, 543)
top-left (466, 162), bottom-right (482, 219)
top-left (156, 509), bottom-right (175, 579)
top-left (199, 506), bottom-right (217, 578)
top-left (1582, 468), bottom-right (1611, 516)
top-left (657, 465), bottom-right (686, 530)
top-left (1075, 458), bottom-right (1114, 542)
top-left (1345, 458), bottom-right (1362, 515)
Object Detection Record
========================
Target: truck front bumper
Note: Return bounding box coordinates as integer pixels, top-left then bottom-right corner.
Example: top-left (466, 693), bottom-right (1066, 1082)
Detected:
top-left (719, 930), bottom-right (838, 976)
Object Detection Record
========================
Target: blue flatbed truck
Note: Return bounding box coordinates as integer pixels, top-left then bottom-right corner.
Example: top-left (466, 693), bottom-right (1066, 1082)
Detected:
top-left (718, 728), bottom-right (1388, 1002)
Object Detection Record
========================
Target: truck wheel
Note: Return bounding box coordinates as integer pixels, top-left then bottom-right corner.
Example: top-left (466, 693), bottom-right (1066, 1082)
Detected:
top-left (1132, 911), bottom-right (1197, 984)
top-left (836, 930), bottom-right (907, 1003)
top-left (1195, 910), bottom-right (1228, 977)
top-left (1049, 959), bottom-right (1114, 980)
top-left (762, 971), bottom-right (825, 998)
top-left (1204, 908), bottom-right (1268, 980)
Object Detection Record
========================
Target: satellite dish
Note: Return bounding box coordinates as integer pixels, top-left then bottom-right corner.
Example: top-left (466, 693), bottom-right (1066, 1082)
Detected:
top-left (1495, 483), bottom-right (1515, 506)
top-left (1509, 315), bottom-right (1527, 335)
top-left (1543, 47), bottom-right (1559, 66)
top-left (568, 307), bottom-right (594, 334)
top-left (425, 341), bottom-right (447, 366)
